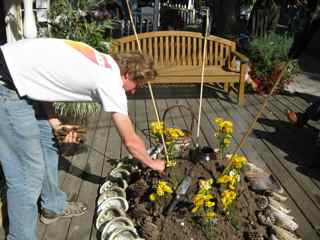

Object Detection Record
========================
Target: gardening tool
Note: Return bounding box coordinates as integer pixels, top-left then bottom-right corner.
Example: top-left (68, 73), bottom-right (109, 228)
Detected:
top-left (163, 176), bottom-right (192, 216)
top-left (54, 125), bottom-right (87, 143)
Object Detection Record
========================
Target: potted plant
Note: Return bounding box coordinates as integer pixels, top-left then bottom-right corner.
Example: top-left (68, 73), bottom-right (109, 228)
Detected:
top-left (247, 33), bottom-right (300, 94)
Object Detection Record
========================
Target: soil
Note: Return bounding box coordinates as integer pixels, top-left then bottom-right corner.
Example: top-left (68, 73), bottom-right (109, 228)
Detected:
top-left (125, 149), bottom-right (267, 240)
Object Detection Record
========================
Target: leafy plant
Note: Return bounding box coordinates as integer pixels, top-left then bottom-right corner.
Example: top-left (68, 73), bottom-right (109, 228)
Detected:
top-left (53, 102), bottom-right (101, 124)
top-left (247, 33), bottom-right (300, 93)
top-left (47, 0), bottom-right (115, 122)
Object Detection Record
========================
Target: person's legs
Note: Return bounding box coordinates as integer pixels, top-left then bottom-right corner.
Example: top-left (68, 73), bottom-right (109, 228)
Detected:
top-left (34, 105), bottom-right (87, 225)
top-left (37, 118), bottom-right (67, 213)
top-left (304, 99), bottom-right (320, 122)
top-left (0, 85), bottom-right (44, 240)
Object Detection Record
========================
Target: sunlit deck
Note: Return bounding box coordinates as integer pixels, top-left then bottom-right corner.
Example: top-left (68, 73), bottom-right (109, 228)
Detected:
top-left (2, 86), bottom-right (319, 239)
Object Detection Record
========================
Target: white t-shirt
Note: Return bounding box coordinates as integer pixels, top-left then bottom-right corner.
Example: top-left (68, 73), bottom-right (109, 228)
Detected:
top-left (0, 38), bottom-right (128, 115)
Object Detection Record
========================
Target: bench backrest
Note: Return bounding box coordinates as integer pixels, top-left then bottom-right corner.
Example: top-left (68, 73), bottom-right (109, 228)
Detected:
top-left (112, 31), bottom-right (236, 67)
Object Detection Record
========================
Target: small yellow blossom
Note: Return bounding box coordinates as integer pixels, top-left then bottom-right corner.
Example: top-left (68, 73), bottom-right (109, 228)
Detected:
top-left (149, 180), bottom-right (172, 201)
top-left (149, 193), bottom-right (157, 201)
top-left (221, 190), bottom-right (237, 211)
top-left (214, 118), bottom-right (224, 125)
top-left (199, 178), bottom-right (213, 191)
top-left (231, 154), bottom-right (247, 169)
top-left (206, 211), bottom-right (216, 220)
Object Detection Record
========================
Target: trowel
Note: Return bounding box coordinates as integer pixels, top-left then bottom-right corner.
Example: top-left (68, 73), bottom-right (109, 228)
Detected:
top-left (164, 176), bottom-right (192, 216)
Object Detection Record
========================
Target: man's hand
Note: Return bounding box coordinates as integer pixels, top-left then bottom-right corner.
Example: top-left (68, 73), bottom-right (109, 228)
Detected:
top-left (149, 159), bottom-right (166, 173)
top-left (54, 124), bottom-right (85, 143)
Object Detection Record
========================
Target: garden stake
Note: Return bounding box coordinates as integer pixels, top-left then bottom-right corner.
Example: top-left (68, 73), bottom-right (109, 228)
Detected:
top-left (223, 61), bottom-right (290, 173)
top-left (196, 9), bottom-right (210, 148)
top-left (124, 0), bottom-right (169, 163)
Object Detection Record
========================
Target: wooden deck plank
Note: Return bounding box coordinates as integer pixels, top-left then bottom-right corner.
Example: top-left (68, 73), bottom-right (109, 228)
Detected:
top-left (68, 111), bottom-right (110, 240)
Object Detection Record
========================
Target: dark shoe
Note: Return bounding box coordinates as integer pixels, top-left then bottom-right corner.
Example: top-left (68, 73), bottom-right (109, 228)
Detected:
top-left (40, 201), bottom-right (88, 224)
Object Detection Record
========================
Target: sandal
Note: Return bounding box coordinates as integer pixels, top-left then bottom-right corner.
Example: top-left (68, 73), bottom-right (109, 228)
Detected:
top-left (40, 201), bottom-right (88, 224)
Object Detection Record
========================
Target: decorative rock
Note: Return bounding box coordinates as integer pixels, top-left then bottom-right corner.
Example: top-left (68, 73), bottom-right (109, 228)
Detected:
top-left (100, 179), bottom-right (128, 194)
top-left (101, 216), bottom-right (135, 240)
top-left (96, 207), bottom-right (126, 231)
top-left (110, 168), bottom-right (131, 182)
top-left (97, 196), bottom-right (129, 214)
top-left (108, 226), bottom-right (139, 240)
top-left (97, 187), bottom-right (126, 206)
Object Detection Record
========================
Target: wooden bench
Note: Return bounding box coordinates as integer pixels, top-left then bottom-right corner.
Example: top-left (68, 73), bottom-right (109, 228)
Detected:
top-left (112, 31), bottom-right (249, 105)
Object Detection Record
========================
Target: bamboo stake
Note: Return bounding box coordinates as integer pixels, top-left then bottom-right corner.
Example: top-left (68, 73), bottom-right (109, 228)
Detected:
top-left (224, 62), bottom-right (289, 171)
top-left (196, 10), bottom-right (210, 147)
top-left (124, 0), bottom-right (169, 162)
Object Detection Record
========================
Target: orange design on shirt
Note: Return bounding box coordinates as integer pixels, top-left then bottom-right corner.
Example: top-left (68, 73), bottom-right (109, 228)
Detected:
top-left (64, 40), bottom-right (112, 68)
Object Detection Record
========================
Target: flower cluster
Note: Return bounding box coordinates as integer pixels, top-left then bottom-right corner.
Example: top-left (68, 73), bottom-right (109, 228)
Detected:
top-left (150, 121), bottom-right (186, 167)
top-left (220, 189), bottom-right (237, 211)
top-left (213, 118), bottom-right (233, 159)
top-left (218, 154), bottom-right (247, 213)
top-left (150, 122), bottom-right (185, 141)
top-left (192, 179), bottom-right (216, 221)
top-left (149, 180), bottom-right (173, 201)
top-left (230, 154), bottom-right (247, 169)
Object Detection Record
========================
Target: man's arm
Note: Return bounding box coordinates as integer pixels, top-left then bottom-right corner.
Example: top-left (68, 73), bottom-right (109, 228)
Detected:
top-left (112, 112), bottom-right (165, 172)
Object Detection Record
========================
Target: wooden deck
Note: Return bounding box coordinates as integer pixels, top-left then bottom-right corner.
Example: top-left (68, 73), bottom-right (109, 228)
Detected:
top-left (3, 86), bottom-right (320, 239)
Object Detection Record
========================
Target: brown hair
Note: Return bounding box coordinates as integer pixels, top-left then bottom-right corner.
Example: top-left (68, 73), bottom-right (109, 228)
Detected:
top-left (111, 52), bottom-right (157, 83)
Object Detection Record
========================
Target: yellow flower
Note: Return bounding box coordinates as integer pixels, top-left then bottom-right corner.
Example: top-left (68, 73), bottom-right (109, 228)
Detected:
top-left (191, 206), bottom-right (200, 213)
top-left (206, 211), bottom-right (216, 220)
top-left (193, 193), bottom-right (206, 206)
top-left (199, 178), bottom-right (213, 191)
top-left (149, 193), bottom-right (157, 201)
top-left (217, 175), bottom-right (233, 184)
top-left (231, 154), bottom-right (247, 169)
top-left (214, 118), bottom-right (224, 126)
top-left (205, 200), bottom-right (215, 208)
top-left (223, 137), bottom-right (231, 145)
top-left (150, 121), bottom-right (164, 135)
top-left (165, 128), bottom-right (185, 139)
top-left (153, 180), bottom-right (173, 198)
top-left (221, 190), bottom-right (237, 210)
top-left (166, 159), bottom-right (176, 167)
top-left (221, 120), bottom-right (233, 134)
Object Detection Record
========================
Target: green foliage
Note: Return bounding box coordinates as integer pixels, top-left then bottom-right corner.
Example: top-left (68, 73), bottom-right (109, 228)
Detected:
top-left (248, 33), bottom-right (293, 76)
top-left (49, 0), bottom-right (113, 53)
top-left (53, 102), bottom-right (101, 124)
top-left (247, 33), bottom-right (300, 93)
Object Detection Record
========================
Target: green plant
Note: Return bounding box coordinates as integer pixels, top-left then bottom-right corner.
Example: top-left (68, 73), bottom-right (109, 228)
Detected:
top-left (247, 33), bottom-right (300, 93)
top-left (47, 0), bottom-right (115, 122)
top-left (53, 102), bottom-right (101, 124)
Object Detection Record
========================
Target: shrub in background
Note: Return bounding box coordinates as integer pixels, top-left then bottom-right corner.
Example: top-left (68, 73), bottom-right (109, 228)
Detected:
top-left (247, 33), bottom-right (300, 94)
